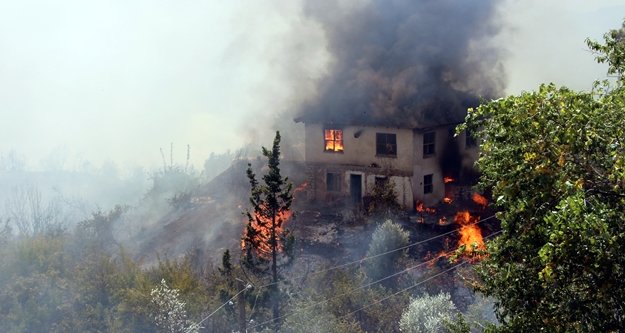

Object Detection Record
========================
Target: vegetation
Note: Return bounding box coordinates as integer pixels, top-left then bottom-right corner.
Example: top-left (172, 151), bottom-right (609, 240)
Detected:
top-left (459, 19), bottom-right (625, 332)
top-left (242, 131), bottom-right (294, 330)
top-left (364, 219), bottom-right (409, 284)
top-left (399, 292), bottom-right (457, 333)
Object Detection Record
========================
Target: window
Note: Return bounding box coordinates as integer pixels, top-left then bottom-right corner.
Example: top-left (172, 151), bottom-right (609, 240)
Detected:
top-left (376, 133), bottom-right (397, 156)
top-left (423, 174), bottom-right (433, 194)
top-left (423, 131), bottom-right (435, 157)
top-left (326, 172), bottom-right (341, 192)
top-left (375, 176), bottom-right (388, 187)
top-left (324, 129), bottom-right (344, 152)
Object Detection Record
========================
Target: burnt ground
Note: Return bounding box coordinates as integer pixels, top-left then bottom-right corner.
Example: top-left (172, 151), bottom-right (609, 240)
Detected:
top-left (116, 159), bottom-right (500, 284)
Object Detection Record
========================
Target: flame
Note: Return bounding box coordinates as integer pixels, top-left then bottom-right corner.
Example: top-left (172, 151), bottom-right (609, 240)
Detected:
top-left (443, 176), bottom-right (455, 184)
top-left (472, 192), bottom-right (488, 208)
top-left (443, 197), bottom-right (453, 204)
top-left (324, 129), bottom-right (344, 152)
top-left (294, 181), bottom-right (309, 196)
top-left (416, 201), bottom-right (436, 214)
top-left (454, 210), bottom-right (485, 255)
top-left (426, 250), bottom-right (448, 268)
top-left (241, 205), bottom-right (293, 259)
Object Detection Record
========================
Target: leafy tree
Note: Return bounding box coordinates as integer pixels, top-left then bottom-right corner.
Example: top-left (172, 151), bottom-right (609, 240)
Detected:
top-left (150, 279), bottom-right (200, 333)
top-left (364, 219), bottom-right (409, 284)
top-left (399, 292), bottom-right (457, 333)
top-left (586, 20), bottom-right (625, 82)
top-left (242, 131), bottom-right (294, 330)
top-left (459, 21), bottom-right (625, 332)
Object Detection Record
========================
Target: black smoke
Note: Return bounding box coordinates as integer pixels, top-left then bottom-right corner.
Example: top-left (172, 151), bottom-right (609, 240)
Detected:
top-left (297, 0), bottom-right (505, 128)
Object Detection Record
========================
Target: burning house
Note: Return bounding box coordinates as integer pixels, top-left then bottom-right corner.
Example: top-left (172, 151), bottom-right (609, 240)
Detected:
top-left (295, 114), bottom-right (478, 210)
top-left (291, 0), bottom-right (503, 211)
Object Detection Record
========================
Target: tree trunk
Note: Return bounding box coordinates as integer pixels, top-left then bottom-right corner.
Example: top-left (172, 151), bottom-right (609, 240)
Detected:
top-left (271, 212), bottom-right (280, 331)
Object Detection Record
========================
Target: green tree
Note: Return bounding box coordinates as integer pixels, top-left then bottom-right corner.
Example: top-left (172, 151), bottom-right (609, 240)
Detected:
top-left (242, 131), bottom-right (294, 330)
top-left (364, 219), bottom-right (409, 284)
top-left (586, 20), bottom-right (625, 82)
top-left (459, 20), bottom-right (625, 332)
top-left (399, 292), bottom-right (457, 333)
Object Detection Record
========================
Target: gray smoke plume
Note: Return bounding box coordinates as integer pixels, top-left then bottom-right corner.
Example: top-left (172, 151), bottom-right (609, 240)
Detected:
top-left (297, 0), bottom-right (505, 128)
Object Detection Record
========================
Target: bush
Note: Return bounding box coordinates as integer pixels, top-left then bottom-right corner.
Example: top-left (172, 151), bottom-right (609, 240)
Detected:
top-left (399, 292), bottom-right (457, 333)
top-left (364, 220), bottom-right (409, 284)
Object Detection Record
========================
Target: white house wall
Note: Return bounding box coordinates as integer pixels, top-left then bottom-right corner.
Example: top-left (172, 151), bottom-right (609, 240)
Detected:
top-left (412, 127), bottom-right (450, 206)
top-left (304, 123), bottom-right (414, 173)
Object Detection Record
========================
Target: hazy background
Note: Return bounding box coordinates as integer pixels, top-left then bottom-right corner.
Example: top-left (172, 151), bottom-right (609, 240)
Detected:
top-left (0, 0), bottom-right (624, 171)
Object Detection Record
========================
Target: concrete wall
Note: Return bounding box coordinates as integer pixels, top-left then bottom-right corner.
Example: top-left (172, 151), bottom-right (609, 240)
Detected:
top-left (302, 122), bottom-right (477, 210)
top-left (411, 126), bottom-right (451, 206)
top-left (304, 123), bottom-right (414, 173)
top-left (305, 163), bottom-right (414, 208)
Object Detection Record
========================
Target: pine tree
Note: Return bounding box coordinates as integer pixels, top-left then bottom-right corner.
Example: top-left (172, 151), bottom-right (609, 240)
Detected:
top-left (242, 131), bottom-right (293, 330)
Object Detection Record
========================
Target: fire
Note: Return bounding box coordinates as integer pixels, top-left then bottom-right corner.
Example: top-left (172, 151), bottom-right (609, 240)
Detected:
top-left (416, 201), bottom-right (436, 214)
top-left (454, 210), bottom-right (485, 255)
top-left (324, 129), bottom-right (344, 152)
top-left (293, 181), bottom-right (309, 196)
top-left (241, 205), bottom-right (293, 259)
top-left (472, 192), bottom-right (488, 208)
top-left (442, 176), bottom-right (454, 203)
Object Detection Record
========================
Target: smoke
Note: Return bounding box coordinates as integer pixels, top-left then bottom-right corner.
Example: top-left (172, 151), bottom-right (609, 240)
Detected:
top-left (297, 0), bottom-right (506, 127)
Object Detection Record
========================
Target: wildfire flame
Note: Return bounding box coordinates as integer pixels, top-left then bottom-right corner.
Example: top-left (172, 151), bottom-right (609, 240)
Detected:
top-left (241, 205), bottom-right (293, 259)
top-left (293, 181), bottom-right (309, 196)
top-left (416, 201), bottom-right (436, 214)
top-left (324, 129), bottom-right (344, 152)
top-left (472, 192), bottom-right (488, 209)
top-left (454, 210), bottom-right (485, 255)
top-left (442, 176), bottom-right (455, 204)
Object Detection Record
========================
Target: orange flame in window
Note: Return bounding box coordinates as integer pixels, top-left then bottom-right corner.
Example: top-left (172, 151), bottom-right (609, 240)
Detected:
top-left (324, 129), bottom-right (344, 152)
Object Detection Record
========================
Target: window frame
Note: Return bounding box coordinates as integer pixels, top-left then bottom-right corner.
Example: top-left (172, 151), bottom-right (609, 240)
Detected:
top-left (324, 129), bottom-right (344, 153)
top-left (326, 172), bottom-right (341, 192)
top-left (423, 131), bottom-right (436, 157)
top-left (423, 174), bottom-right (433, 194)
top-left (375, 133), bottom-right (397, 157)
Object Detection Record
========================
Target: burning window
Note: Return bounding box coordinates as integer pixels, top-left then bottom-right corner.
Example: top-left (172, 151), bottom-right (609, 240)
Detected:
top-left (326, 172), bottom-right (341, 192)
top-left (376, 133), bottom-right (397, 156)
top-left (324, 129), bottom-right (344, 152)
top-left (423, 174), bottom-right (433, 194)
top-left (423, 131), bottom-right (435, 157)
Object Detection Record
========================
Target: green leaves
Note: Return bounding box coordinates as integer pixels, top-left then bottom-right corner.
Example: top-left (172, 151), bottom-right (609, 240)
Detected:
top-left (465, 27), bottom-right (625, 331)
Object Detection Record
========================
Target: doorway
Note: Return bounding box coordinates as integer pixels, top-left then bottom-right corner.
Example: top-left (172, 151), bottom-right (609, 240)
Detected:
top-left (350, 174), bottom-right (362, 205)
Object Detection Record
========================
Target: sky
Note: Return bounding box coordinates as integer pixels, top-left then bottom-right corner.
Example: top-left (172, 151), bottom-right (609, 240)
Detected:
top-left (0, 0), bottom-right (623, 171)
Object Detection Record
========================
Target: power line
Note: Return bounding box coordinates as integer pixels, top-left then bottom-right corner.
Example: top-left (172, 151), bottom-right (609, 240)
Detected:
top-left (255, 214), bottom-right (496, 290)
top-left (248, 229), bottom-right (502, 330)
top-left (338, 229), bottom-right (503, 319)
top-left (247, 229), bottom-right (502, 330)
top-left (338, 260), bottom-right (470, 320)
top-left (187, 283), bottom-right (251, 333)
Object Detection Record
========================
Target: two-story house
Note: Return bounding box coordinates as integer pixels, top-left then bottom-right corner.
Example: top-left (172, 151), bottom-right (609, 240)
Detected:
top-left (294, 117), bottom-right (478, 209)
